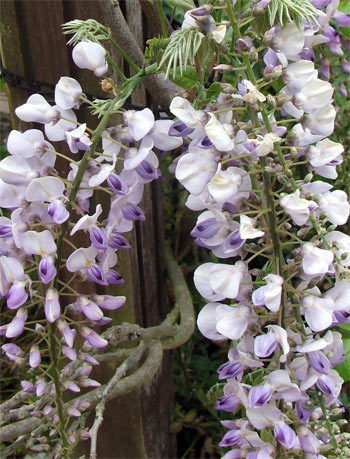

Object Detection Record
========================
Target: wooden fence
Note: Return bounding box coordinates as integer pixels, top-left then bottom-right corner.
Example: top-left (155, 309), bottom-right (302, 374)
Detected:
top-left (0, 1), bottom-right (176, 457)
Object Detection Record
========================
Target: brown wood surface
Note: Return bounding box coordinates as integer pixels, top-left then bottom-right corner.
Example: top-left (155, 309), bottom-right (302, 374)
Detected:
top-left (0, 1), bottom-right (176, 457)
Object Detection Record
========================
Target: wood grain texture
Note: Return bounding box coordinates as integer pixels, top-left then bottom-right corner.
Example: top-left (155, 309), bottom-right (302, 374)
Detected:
top-left (0, 0), bottom-right (28, 129)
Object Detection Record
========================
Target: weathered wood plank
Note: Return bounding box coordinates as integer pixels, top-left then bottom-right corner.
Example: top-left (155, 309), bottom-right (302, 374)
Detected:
top-left (0, 0), bottom-right (28, 129)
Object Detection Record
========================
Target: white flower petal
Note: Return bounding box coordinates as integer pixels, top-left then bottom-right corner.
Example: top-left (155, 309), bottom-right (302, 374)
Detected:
top-left (197, 302), bottom-right (225, 340)
top-left (205, 113), bottom-right (234, 152)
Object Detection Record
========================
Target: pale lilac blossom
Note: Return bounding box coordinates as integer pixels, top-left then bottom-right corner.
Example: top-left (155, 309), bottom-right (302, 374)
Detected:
top-left (72, 39), bottom-right (108, 77)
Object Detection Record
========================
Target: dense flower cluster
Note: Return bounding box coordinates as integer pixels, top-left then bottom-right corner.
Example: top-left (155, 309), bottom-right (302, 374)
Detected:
top-left (1, 0), bottom-right (349, 455)
top-left (0, 39), bottom-right (182, 450)
top-left (167, 1), bottom-right (350, 457)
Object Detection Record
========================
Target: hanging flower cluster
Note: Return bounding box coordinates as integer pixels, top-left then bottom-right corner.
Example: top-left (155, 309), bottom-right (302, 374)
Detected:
top-left (167, 1), bottom-right (350, 457)
top-left (0, 39), bottom-right (182, 451)
top-left (1, 0), bottom-right (349, 455)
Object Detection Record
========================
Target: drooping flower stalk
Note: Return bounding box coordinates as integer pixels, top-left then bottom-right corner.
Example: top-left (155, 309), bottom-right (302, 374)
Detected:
top-left (166, 0), bottom-right (349, 456)
top-left (0, 44), bottom-right (181, 454)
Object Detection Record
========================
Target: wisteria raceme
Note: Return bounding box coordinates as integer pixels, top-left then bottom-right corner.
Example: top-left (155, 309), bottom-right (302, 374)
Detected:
top-left (1, 0), bottom-right (349, 456)
top-left (0, 34), bottom-right (182, 452)
top-left (165, 1), bottom-right (350, 457)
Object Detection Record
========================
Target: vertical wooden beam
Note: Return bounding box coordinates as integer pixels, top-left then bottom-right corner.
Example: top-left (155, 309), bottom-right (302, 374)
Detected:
top-left (0, 0), bottom-right (27, 129)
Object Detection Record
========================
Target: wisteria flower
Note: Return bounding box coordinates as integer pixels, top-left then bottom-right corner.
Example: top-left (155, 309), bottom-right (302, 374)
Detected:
top-left (252, 274), bottom-right (283, 312)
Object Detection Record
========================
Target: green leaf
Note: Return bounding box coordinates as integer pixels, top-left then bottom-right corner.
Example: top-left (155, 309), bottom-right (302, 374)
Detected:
top-left (249, 0), bottom-right (319, 30)
top-left (205, 82), bottom-right (222, 101)
top-left (62, 19), bottom-right (110, 45)
top-left (341, 27), bottom-right (350, 38)
top-left (158, 27), bottom-right (203, 79)
top-left (260, 429), bottom-right (275, 443)
top-left (339, 1), bottom-right (350, 14)
top-left (335, 338), bottom-right (350, 382)
top-left (0, 145), bottom-right (8, 160)
top-left (169, 66), bottom-right (198, 89)
top-left (339, 2), bottom-right (350, 35)
top-left (144, 37), bottom-right (169, 64)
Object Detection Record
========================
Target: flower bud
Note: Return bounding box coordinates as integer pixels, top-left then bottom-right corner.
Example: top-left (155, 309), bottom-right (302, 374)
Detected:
top-left (55, 77), bottom-right (83, 110)
top-left (266, 94), bottom-right (276, 108)
top-left (29, 345), bottom-right (41, 368)
top-left (39, 256), bottom-right (57, 285)
top-left (21, 380), bottom-right (35, 393)
top-left (57, 319), bottom-right (76, 347)
top-left (44, 288), bottom-right (60, 323)
top-left (36, 379), bottom-right (46, 397)
top-left (213, 64), bottom-right (234, 73)
top-left (6, 308), bottom-right (27, 338)
top-left (7, 282), bottom-right (28, 310)
top-left (63, 346), bottom-right (77, 361)
top-left (80, 325), bottom-right (108, 349)
top-left (64, 381), bottom-right (80, 393)
top-left (92, 294), bottom-right (126, 311)
top-left (15, 94), bottom-right (59, 125)
top-left (48, 200), bottom-right (69, 224)
top-left (72, 39), bottom-right (108, 77)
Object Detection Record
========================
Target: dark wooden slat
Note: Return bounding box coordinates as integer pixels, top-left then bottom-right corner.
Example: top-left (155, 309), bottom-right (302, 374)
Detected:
top-left (0, 0), bottom-right (28, 129)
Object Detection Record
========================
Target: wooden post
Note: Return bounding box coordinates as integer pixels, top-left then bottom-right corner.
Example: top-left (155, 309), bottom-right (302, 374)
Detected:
top-left (0, 1), bottom-right (176, 457)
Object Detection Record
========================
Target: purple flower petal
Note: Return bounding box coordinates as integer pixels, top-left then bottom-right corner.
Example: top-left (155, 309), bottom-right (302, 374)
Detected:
top-left (39, 257), bottom-right (57, 285)
top-left (217, 361), bottom-right (243, 380)
top-left (89, 227), bottom-right (108, 250)
top-left (168, 120), bottom-right (194, 138)
top-left (308, 350), bottom-right (330, 375)
top-left (7, 282), bottom-right (28, 310)
top-left (122, 203), bottom-right (145, 221)
top-left (108, 230), bottom-right (131, 250)
top-left (48, 199), bottom-right (69, 224)
top-left (274, 421), bottom-right (297, 449)
top-left (254, 333), bottom-right (278, 358)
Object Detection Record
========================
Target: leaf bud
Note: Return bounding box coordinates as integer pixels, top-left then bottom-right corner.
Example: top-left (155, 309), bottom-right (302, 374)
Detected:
top-left (250, 269), bottom-right (264, 276)
top-left (213, 64), bottom-right (234, 73)
top-left (297, 227), bottom-right (311, 238)
top-left (286, 169), bottom-right (294, 178)
top-left (272, 65), bottom-right (283, 79)
top-left (183, 409), bottom-right (197, 423)
top-left (170, 421), bottom-right (183, 434)
top-left (101, 78), bottom-right (116, 94)
top-left (250, 51), bottom-right (259, 62)
top-left (263, 34), bottom-right (274, 48)
top-left (276, 91), bottom-right (290, 106)
top-left (281, 222), bottom-right (292, 230)
top-left (292, 294), bottom-right (300, 304)
top-left (221, 83), bottom-right (235, 94)
top-left (304, 173), bottom-right (313, 183)
top-left (289, 147), bottom-right (298, 160)
top-left (253, 7), bottom-right (265, 17)
top-left (266, 94), bottom-right (276, 108)
top-left (277, 175), bottom-right (288, 184)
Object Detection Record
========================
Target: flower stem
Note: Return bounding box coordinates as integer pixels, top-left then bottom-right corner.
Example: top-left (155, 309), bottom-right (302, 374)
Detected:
top-left (156, 0), bottom-right (168, 39)
top-left (47, 322), bottom-right (69, 456)
top-left (316, 391), bottom-right (340, 455)
top-left (108, 35), bottom-right (140, 72)
top-left (224, 0), bottom-right (286, 329)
